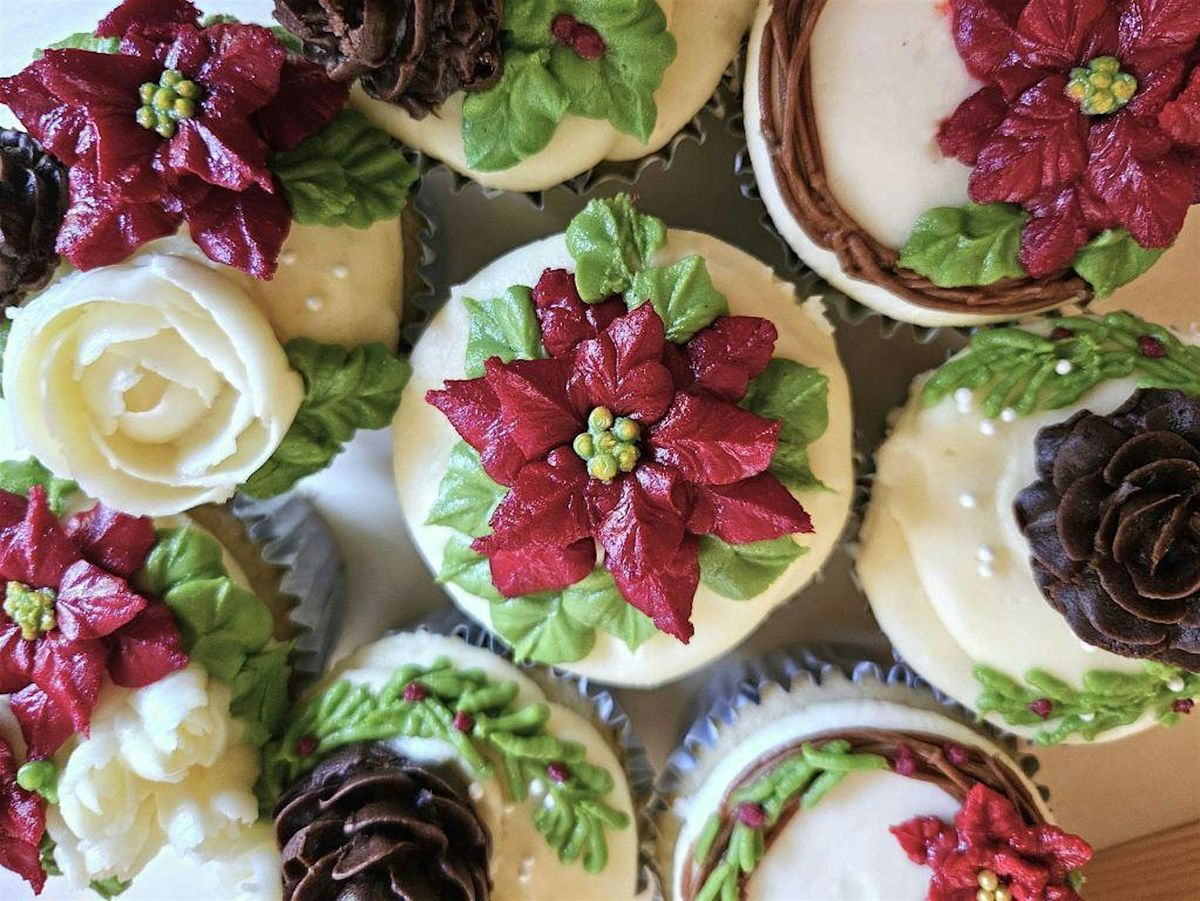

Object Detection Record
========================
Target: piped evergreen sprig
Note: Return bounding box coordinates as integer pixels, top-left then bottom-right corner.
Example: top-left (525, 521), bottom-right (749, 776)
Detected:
top-left (263, 657), bottom-right (630, 874)
top-left (923, 312), bottom-right (1200, 419)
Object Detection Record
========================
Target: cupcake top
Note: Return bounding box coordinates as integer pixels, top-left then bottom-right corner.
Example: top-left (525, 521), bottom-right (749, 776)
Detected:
top-left (276, 0), bottom-right (758, 192)
top-left (744, 0), bottom-right (1200, 326)
top-left (394, 195), bottom-right (854, 687)
top-left (263, 630), bottom-right (646, 900)
top-left (0, 0), bottom-right (419, 516)
top-left (860, 312), bottom-right (1200, 744)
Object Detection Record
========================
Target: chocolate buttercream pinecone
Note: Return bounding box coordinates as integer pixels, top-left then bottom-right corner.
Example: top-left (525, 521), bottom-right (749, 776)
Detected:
top-left (0, 130), bottom-right (67, 309)
top-left (275, 743), bottom-right (492, 900)
top-left (273, 0), bottom-right (504, 118)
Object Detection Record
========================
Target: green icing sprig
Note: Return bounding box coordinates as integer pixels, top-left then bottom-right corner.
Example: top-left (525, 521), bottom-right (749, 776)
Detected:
top-left (263, 657), bottom-right (630, 874)
top-left (975, 662), bottom-right (1200, 745)
top-left (923, 312), bottom-right (1200, 419)
top-left (691, 740), bottom-right (887, 901)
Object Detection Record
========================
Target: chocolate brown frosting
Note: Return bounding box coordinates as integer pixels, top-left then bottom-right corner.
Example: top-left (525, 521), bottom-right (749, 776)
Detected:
top-left (1015, 389), bottom-right (1200, 671)
top-left (273, 0), bottom-right (504, 118)
top-left (756, 0), bottom-right (1090, 315)
top-left (0, 130), bottom-right (67, 310)
top-left (275, 743), bottom-right (492, 901)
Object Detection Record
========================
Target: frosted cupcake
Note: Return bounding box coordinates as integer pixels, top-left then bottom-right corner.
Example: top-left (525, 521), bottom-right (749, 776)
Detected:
top-left (859, 312), bottom-right (1200, 744)
top-left (274, 0), bottom-right (759, 193)
top-left (658, 651), bottom-right (1093, 900)
top-left (394, 195), bottom-right (854, 688)
top-left (0, 0), bottom-right (418, 513)
top-left (263, 629), bottom-right (652, 899)
top-left (744, 0), bottom-right (1200, 326)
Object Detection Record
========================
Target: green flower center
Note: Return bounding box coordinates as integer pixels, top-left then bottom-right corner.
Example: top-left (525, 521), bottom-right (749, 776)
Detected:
top-left (4, 581), bottom-right (57, 641)
top-left (136, 69), bottom-right (204, 139)
top-left (573, 406), bottom-right (641, 481)
top-left (1066, 56), bottom-right (1137, 116)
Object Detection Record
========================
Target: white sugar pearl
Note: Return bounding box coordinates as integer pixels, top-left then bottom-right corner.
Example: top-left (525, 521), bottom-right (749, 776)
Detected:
top-left (959, 492), bottom-right (978, 509)
top-left (1079, 712), bottom-right (1095, 722)
top-left (280, 250), bottom-right (298, 266)
top-left (469, 782), bottom-right (485, 801)
top-left (954, 388), bottom-right (974, 410)
top-left (1001, 408), bottom-right (1017, 423)
top-left (1168, 677), bottom-right (1185, 692)
top-left (331, 264), bottom-right (350, 279)
top-left (529, 779), bottom-right (545, 798)
top-left (305, 295), bottom-right (324, 312)
top-left (518, 858), bottom-right (535, 883)
top-left (977, 561), bottom-right (995, 578)
top-left (977, 546), bottom-right (995, 563)
top-left (979, 420), bottom-right (997, 436)
top-left (1055, 359), bottom-right (1074, 375)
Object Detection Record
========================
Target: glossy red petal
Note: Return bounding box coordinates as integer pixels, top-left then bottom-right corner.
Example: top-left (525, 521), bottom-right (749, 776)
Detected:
top-left (474, 450), bottom-right (590, 558)
top-left (968, 76), bottom-right (1090, 204)
top-left (0, 622), bottom-right (36, 693)
top-left (949, 0), bottom-right (1023, 79)
top-left (938, 86), bottom-right (1011, 165)
top-left (1118, 0), bottom-right (1200, 72)
top-left (650, 394), bottom-right (780, 487)
top-left (684, 316), bottom-right (777, 403)
top-left (689, 473), bottom-right (813, 543)
top-left (10, 684), bottom-right (75, 763)
top-left (1019, 187), bottom-right (1093, 276)
top-left (531, 268), bottom-right (625, 358)
top-left (486, 540), bottom-right (596, 598)
top-left (1160, 69), bottom-right (1200, 147)
top-left (257, 58), bottom-right (351, 152)
top-left (39, 48), bottom-right (160, 111)
top-left (890, 816), bottom-right (957, 865)
top-left (197, 24), bottom-right (287, 118)
top-left (608, 534), bottom-right (699, 644)
top-left (108, 603), bottom-right (188, 688)
top-left (568, 303), bottom-right (674, 423)
top-left (0, 491), bottom-right (28, 532)
top-left (0, 735), bottom-right (46, 893)
top-left (486, 356), bottom-right (581, 461)
top-left (427, 378), bottom-right (529, 486)
top-left (164, 114), bottom-right (274, 192)
top-left (156, 23), bottom-right (212, 73)
top-left (87, 110), bottom-right (162, 196)
top-left (54, 560), bottom-right (149, 642)
top-left (0, 62), bottom-right (91, 166)
top-left (587, 463), bottom-right (691, 581)
top-left (0, 487), bottom-right (79, 591)
top-left (1015, 0), bottom-right (1118, 69)
top-left (181, 180), bottom-right (290, 278)
top-left (64, 505), bottom-right (156, 580)
top-left (1127, 57), bottom-right (1187, 117)
top-left (29, 634), bottom-right (105, 735)
top-left (96, 0), bottom-right (200, 37)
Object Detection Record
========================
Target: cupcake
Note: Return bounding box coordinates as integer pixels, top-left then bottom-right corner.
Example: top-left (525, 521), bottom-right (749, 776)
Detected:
top-left (394, 195), bottom-right (854, 687)
top-left (263, 627), bottom-right (652, 899)
top-left (743, 0), bottom-right (1200, 327)
top-left (859, 311), bottom-right (1200, 744)
top-left (657, 649), bottom-right (1093, 900)
top-left (0, 452), bottom-right (340, 898)
top-left (273, 0), bottom-right (759, 193)
top-left (0, 0), bottom-right (418, 513)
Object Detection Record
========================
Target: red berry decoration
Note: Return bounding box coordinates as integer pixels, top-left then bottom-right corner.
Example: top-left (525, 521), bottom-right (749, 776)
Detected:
top-left (453, 710), bottom-right (475, 733)
top-left (551, 14), bottom-right (606, 61)
top-left (1049, 326), bottom-right (1075, 341)
top-left (945, 744), bottom-right (971, 767)
top-left (1173, 698), bottom-right (1195, 715)
top-left (736, 802), bottom-right (767, 829)
top-left (295, 735), bottom-right (319, 757)
top-left (546, 761), bottom-right (568, 784)
top-left (403, 681), bottom-right (428, 702)
top-left (1138, 334), bottom-right (1167, 358)
top-left (893, 743), bottom-right (918, 776)
top-left (1027, 698), bottom-right (1054, 720)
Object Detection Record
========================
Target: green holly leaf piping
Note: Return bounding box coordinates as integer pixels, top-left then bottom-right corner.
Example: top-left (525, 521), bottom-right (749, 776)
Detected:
top-left (229, 643), bottom-right (294, 748)
top-left (464, 287), bottom-right (544, 378)
top-left (263, 657), bottom-right (631, 874)
top-left (899, 203), bottom-right (1027, 288)
top-left (272, 108), bottom-right (418, 228)
top-left (427, 442), bottom-right (507, 537)
top-left (626, 255), bottom-right (729, 343)
top-left (438, 536), bottom-right (504, 601)
top-left (974, 662), bottom-right (1200, 745)
top-left (490, 593), bottom-right (597, 664)
top-left (89, 876), bottom-right (132, 899)
top-left (566, 195), bottom-right (667, 301)
top-left (244, 339), bottom-right (411, 498)
top-left (0, 459), bottom-right (77, 516)
top-left (741, 359), bottom-right (830, 492)
top-left (560, 568), bottom-right (656, 652)
top-left (35, 33), bottom-right (119, 57)
top-left (1071, 228), bottom-right (1166, 297)
top-left (698, 536), bottom-right (808, 601)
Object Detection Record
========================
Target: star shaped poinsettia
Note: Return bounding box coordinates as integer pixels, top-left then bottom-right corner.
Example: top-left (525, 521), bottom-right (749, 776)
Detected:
top-left (0, 487), bottom-right (186, 759)
top-left (428, 268), bottom-right (812, 643)
top-left (0, 737), bottom-right (45, 894)
top-left (939, 0), bottom-right (1200, 276)
top-left (891, 783), bottom-right (1093, 901)
top-left (0, 0), bottom-right (348, 278)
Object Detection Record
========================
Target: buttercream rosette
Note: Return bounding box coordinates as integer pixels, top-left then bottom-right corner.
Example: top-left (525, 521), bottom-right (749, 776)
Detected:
top-left (393, 195), bottom-right (854, 688)
top-left (0, 0), bottom-right (421, 516)
top-left (273, 0), bottom-right (759, 193)
top-left (743, 0), bottom-right (1200, 327)
top-left (859, 311), bottom-right (1200, 745)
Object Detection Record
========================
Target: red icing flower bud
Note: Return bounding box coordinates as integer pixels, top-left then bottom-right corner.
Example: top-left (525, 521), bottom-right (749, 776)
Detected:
top-left (737, 802), bottom-right (767, 828)
top-left (1027, 698), bottom-right (1054, 720)
top-left (1172, 698), bottom-right (1194, 715)
top-left (403, 681), bottom-right (428, 702)
top-left (551, 13), bottom-right (605, 60)
top-left (546, 761), bottom-right (568, 784)
top-left (453, 710), bottom-right (475, 732)
top-left (1138, 335), bottom-right (1167, 358)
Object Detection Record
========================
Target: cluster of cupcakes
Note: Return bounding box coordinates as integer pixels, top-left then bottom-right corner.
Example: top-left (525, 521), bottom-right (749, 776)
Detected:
top-left (0, 0), bottom-right (1196, 898)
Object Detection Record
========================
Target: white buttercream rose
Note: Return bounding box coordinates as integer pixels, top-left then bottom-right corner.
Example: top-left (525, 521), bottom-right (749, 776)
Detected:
top-left (3, 253), bottom-right (304, 515)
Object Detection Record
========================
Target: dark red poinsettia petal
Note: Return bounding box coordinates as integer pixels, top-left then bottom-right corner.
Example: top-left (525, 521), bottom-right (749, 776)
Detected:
top-left (650, 394), bottom-right (780, 487)
top-left (0, 492), bottom-right (27, 533)
top-left (427, 378), bottom-right (530, 486)
top-left (1015, 0), bottom-right (1118, 69)
top-left (257, 58), bottom-right (351, 152)
top-left (568, 304), bottom-right (675, 423)
top-left (1019, 187), bottom-right (1093, 276)
top-left (890, 815), bottom-right (958, 866)
top-left (938, 86), bottom-right (1011, 165)
top-left (660, 341), bottom-right (694, 391)
top-left (608, 534), bottom-right (700, 644)
top-left (969, 76), bottom-right (1090, 204)
top-left (1160, 69), bottom-right (1200, 147)
top-left (180, 179), bottom-right (291, 279)
top-left (107, 603), bottom-right (188, 688)
top-left (474, 450), bottom-right (590, 559)
top-left (1118, 0), bottom-right (1200, 72)
top-left (684, 316), bottom-right (777, 403)
top-left (10, 684), bottom-right (76, 763)
top-left (0, 487), bottom-right (80, 591)
top-left (949, 0), bottom-right (1023, 79)
top-left (486, 356), bottom-right (581, 460)
top-left (689, 473), bottom-right (813, 544)
top-left (65, 505), bottom-right (156, 580)
top-left (154, 22), bottom-right (213, 73)
top-left (531, 268), bottom-right (626, 359)
top-left (487, 540), bottom-right (596, 598)
top-left (958, 783), bottom-right (1030, 840)
top-left (0, 623), bottom-right (36, 693)
top-left (53, 560), bottom-right (149, 642)
top-left (0, 735), bottom-right (47, 893)
top-left (197, 24), bottom-right (287, 119)
top-left (96, 0), bottom-right (200, 37)
top-left (0, 61), bottom-right (92, 166)
top-left (1128, 57), bottom-right (1188, 117)
top-left (29, 633), bottom-right (105, 734)
top-left (164, 111), bottom-right (274, 193)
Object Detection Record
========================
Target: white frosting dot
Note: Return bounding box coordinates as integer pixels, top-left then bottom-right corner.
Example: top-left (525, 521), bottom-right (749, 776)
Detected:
top-left (979, 419), bottom-right (997, 436)
top-left (1000, 408), bottom-right (1017, 423)
top-left (280, 250), bottom-right (298, 266)
top-left (1055, 359), bottom-right (1074, 375)
top-left (977, 561), bottom-right (995, 579)
top-left (544, 794), bottom-right (556, 810)
top-left (331, 264), bottom-right (350, 280)
top-left (976, 546), bottom-right (995, 563)
top-left (1080, 712), bottom-right (1095, 722)
top-left (1168, 677), bottom-right (1186, 692)
top-left (305, 295), bottom-right (324, 312)
top-left (468, 781), bottom-right (485, 801)
top-left (958, 492), bottom-right (978, 509)
top-left (954, 388), bottom-right (974, 410)
top-left (529, 779), bottom-right (545, 798)
top-left (518, 858), bottom-right (535, 883)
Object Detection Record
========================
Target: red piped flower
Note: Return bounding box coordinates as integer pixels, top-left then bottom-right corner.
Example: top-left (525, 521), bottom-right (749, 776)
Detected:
top-left (0, 0), bottom-right (348, 278)
top-left (0, 487), bottom-right (187, 759)
top-left (428, 269), bottom-right (812, 644)
top-left (0, 738), bottom-right (46, 895)
top-left (891, 783), bottom-right (1092, 901)
top-left (939, 0), bottom-right (1200, 276)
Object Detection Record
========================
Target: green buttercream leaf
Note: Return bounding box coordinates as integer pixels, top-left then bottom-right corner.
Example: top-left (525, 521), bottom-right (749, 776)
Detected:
top-left (462, 49), bottom-right (571, 171)
top-left (464, 286), bottom-right (544, 378)
top-left (741, 358), bottom-right (830, 492)
top-left (899, 202), bottom-right (1027, 288)
top-left (270, 24), bottom-right (303, 52)
top-left (438, 535), bottom-right (502, 601)
top-left (244, 339), bottom-right (411, 498)
top-left (490, 593), bottom-right (596, 664)
top-left (427, 443), bottom-right (507, 537)
top-left (626, 255), bottom-right (729, 343)
top-left (0, 459), bottom-right (77, 515)
top-left (35, 33), bottom-right (119, 57)
top-left (1071, 228), bottom-right (1166, 297)
top-left (566, 194), bottom-right (667, 301)
top-left (272, 108), bottom-right (418, 228)
top-left (162, 577), bottom-right (273, 682)
top-left (698, 535), bottom-right (807, 600)
top-left (89, 876), bottom-right (131, 899)
top-left (230, 643), bottom-right (293, 747)
top-left (139, 528), bottom-right (227, 597)
top-left (561, 568), bottom-right (655, 652)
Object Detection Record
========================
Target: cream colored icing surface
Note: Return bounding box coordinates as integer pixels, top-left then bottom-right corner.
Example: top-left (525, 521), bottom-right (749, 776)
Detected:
top-left (356, 0), bottom-right (757, 192)
top-left (326, 633), bottom-right (642, 901)
top-left (670, 699), bottom-right (1052, 901)
top-left (393, 230), bottom-right (853, 688)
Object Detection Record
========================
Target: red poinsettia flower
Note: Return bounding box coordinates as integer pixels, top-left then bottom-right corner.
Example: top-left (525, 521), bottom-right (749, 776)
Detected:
top-left (891, 783), bottom-right (1093, 901)
top-left (0, 0), bottom-right (348, 278)
top-left (0, 487), bottom-right (187, 759)
top-left (0, 737), bottom-right (46, 894)
top-left (940, 0), bottom-right (1200, 276)
top-left (428, 269), bottom-right (812, 643)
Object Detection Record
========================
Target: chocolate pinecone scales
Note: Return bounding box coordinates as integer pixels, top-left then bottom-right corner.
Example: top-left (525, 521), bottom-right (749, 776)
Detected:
top-left (1015, 389), bottom-right (1200, 671)
top-left (273, 0), bottom-right (504, 118)
top-left (275, 743), bottom-right (492, 900)
top-left (0, 130), bottom-right (67, 309)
